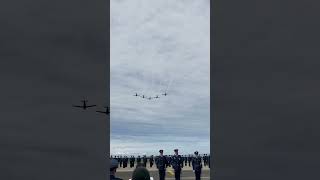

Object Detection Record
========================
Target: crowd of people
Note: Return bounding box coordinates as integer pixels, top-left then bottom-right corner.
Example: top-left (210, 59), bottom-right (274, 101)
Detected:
top-left (110, 153), bottom-right (210, 169)
top-left (110, 149), bottom-right (210, 180)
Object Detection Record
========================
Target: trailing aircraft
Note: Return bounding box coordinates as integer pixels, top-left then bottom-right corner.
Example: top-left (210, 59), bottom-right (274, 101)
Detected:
top-left (73, 99), bottom-right (96, 110)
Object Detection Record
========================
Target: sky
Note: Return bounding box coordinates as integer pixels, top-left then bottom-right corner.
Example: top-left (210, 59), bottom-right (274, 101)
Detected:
top-left (110, 0), bottom-right (210, 156)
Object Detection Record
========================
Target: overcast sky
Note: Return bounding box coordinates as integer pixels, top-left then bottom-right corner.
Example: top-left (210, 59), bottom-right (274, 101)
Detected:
top-left (110, 0), bottom-right (210, 155)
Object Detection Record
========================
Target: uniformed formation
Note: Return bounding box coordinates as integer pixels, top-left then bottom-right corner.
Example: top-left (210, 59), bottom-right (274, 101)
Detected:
top-left (111, 149), bottom-right (210, 180)
top-left (133, 91), bottom-right (168, 101)
top-left (110, 154), bottom-right (210, 169)
top-left (72, 98), bottom-right (110, 115)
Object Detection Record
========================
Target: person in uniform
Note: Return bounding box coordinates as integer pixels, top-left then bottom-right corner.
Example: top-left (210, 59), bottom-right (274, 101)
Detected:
top-left (110, 159), bottom-right (123, 180)
top-left (142, 155), bottom-right (147, 167)
top-left (155, 149), bottom-right (168, 180)
top-left (192, 151), bottom-right (202, 180)
top-left (123, 156), bottom-right (128, 168)
top-left (202, 154), bottom-right (205, 167)
top-left (149, 155), bottom-right (154, 168)
top-left (126, 156), bottom-right (129, 168)
top-left (129, 156), bottom-right (134, 168)
top-left (171, 149), bottom-right (183, 180)
top-left (120, 156), bottom-right (123, 166)
top-left (184, 155), bottom-right (188, 166)
top-left (188, 155), bottom-right (192, 167)
top-left (203, 154), bottom-right (207, 167)
top-left (137, 155), bottom-right (141, 164)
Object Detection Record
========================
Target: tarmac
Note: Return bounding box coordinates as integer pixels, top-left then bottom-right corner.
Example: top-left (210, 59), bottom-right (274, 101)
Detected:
top-left (116, 163), bottom-right (211, 180)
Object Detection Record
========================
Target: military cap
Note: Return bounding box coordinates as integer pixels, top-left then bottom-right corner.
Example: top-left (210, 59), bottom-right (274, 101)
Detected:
top-left (174, 149), bottom-right (178, 152)
top-left (159, 149), bottom-right (163, 153)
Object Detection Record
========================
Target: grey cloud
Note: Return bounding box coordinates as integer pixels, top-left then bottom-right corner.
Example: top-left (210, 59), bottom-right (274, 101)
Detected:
top-left (111, 0), bottom-right (210, 155)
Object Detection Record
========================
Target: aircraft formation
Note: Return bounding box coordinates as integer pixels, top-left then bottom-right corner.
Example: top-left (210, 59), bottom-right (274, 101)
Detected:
top-left (133, 91), bottom-right (168, 100)
top-left (72, 91), bottom-right (168, 114)
top-left (72, 98), bottom-right (110, 115)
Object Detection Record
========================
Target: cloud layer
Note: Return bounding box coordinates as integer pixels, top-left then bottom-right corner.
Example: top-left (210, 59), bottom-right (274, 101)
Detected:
top-left (110, 0), bottom-right (210, 155)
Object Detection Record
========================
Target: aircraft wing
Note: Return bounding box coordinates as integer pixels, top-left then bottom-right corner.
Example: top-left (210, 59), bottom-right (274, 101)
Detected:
top-left (87, 105), bottom-right (97, 108)
top-left (96, 111), bottom-right (106, 114)
top-left (72, 105), bottom-right (83, 108)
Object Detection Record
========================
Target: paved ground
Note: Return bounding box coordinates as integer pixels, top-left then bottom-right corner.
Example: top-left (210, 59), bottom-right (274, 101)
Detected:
top-left (116, 166), bottom-right (210, 180)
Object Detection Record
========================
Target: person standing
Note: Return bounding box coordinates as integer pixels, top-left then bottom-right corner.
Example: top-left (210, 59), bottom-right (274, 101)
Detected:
top-left (184, 155), bottom-right (188, 166)
top-left (171, 149), bottom-right (183, 180)
top-left (188, 155), bottom-right (192, 167)
top-left (192, 151), bottom-right (202, 180)
top-left (149, 155), bottom-right (154, 168)
top-left (119, 156), bottom-right (123, 167)
top-left (130, 156), bottom-right (135, 168)
top-left (143, 155), bottom-right (147, 167)
top-left (204, 154), bottom-right (208, 167)
top-left (155, 149), bottom-right (168, 180)
top-left (137, 155), bottom-right (141, 164)
top-left (123, 156), bottom-right (128, 168)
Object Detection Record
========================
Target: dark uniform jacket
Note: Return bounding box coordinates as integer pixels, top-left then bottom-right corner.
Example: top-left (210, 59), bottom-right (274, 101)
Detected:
top-left (149, 156), bottom-right (154, 166)
top-left (143, 156), bottom-right (147, 163)
top-left (171, 155), bottom-right (184, 171)
top-left (137, 156), bottom-right (141, 163)
top-left (150, 156), bottom-right (154, 163)
top-left (155, 155), bottom-right (168, 170)
top-left (192, 155), bottom-right (203, 171)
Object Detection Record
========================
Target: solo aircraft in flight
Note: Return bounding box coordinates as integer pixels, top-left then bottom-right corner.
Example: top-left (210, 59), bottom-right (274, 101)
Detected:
top-left (72, 99), bottom-right (97, 110)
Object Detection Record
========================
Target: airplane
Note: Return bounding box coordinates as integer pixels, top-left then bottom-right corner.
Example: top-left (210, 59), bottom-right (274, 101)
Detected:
top-left (153, 95), bottom-right (160, 99)
top-left (162, 92), bottom-right (167, 96)
top-left (133, 93), bottom-right (139, 97)
top-left (72, 99), bottom-right (96, 109)
top-left (140, 95), bottom-right (145, 98)
top-left (96, 106), bottom-right (110, 115)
